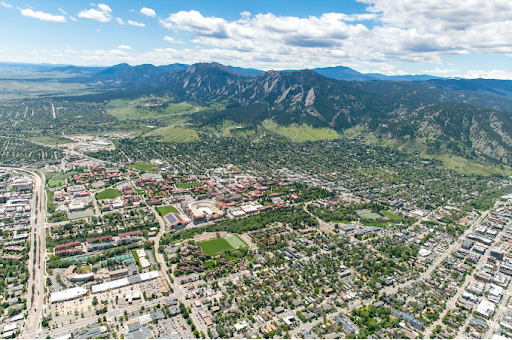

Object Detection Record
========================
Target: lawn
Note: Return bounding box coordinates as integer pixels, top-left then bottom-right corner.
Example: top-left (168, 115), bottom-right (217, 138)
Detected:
top-left (198, 238), bottom-right (234, 256)
top-left (156, 205), bottom-right (179, 216)
top-left (177, 182), bottom-right (203, 189)
top-left (358, 212), bottom-right (383, 220)
top-left (224, 235), bottom-right (248, 249)
top-left (96, 188), bottom-right (121, 200)
top-left (46, 190), bottom-right (57, 213)
top-left (130, 161), bottom-right (158, 171)
top-left (198, 235), bottom-right (248, 256)
top-left (380, 210), bottom-right (401, 220)
top-left (48, 171), bottom-right (78, 188)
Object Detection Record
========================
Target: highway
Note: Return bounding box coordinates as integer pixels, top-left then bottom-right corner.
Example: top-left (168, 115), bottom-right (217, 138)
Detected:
top-left (0, 167), bottom-right (47, 338)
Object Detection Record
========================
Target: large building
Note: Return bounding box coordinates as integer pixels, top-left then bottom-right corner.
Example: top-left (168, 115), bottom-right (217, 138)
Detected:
top-left (163, 212), bottom-right (187, 229)
top-left (181, 199), bottom-right (223, 223)
top-left (50, 287), bottom-right (88, 303)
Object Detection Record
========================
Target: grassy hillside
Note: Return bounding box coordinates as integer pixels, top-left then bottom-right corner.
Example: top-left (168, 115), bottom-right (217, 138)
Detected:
top-left (262, 120), bottom-right (340, 142)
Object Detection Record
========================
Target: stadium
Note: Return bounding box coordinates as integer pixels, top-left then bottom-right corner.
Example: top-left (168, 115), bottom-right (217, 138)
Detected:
top-left (182, 200), bottom-right (223, 223)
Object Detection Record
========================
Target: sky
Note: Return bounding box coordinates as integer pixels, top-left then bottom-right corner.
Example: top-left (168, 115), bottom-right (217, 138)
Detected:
top-left (1, 0), bottom-right (512, 79)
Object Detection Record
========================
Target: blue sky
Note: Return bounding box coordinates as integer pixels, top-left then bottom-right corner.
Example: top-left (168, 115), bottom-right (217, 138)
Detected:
top-left (1, 0), bottom-right (512, 79)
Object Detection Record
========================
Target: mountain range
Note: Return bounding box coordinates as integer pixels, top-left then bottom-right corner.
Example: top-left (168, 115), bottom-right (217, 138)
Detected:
top-left (4, 60), bottom-right (512, 165)
top-left (0, 61), bottom-right (443, 82)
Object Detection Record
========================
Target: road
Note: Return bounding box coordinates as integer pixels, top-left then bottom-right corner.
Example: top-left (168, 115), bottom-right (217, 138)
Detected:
top-left (0, 167), bottom-right (47, 337)
top-left (386, 210), bottom-right (488, 296)
top-left (424, 211), bottom-right (494, 337)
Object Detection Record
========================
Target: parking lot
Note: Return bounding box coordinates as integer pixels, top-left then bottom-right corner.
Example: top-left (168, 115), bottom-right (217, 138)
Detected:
top-left (155, 314), bottom-right (194, 339)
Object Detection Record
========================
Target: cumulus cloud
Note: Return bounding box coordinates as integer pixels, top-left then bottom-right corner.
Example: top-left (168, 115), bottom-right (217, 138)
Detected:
top-left (78, 4), bottom-right (112, 22)
top-left (128, 20), bottom-right (145, 27)
top-left (118, 45), bottom-right (132, 50)
top-left (97, 4), bottom-right (112, 13)
top-left (115, 17), bottom-right (124, 25)
top-left (164, 36), bottom-right (183, 44)
top-left (79, 8), bottom-right (111, 22)
top-left (16, 0), bottom-right (512, 73)
top-left (57, 8), bottom-right (67, 15)
top-left (20, 8), bottom-right (66, 22)
top-left (463, 69), bottom-right (512, 80)
top-left (69, 16), bottom-right (77, 21)
top-left (421, 67), bottom-right (458, 74)
top-left (1, 2), bottom-right (13, 9)
top-left (140, 7), bottom-right (156, 18)
top-left (153, 1), bottom-right (512, 69)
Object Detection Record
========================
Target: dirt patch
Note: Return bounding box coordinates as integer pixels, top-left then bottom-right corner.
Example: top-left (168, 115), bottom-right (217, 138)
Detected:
top-left (193, 231), bottom-right (228, 242)
top-left (319, 224), bottom-right (335, 234)
top-left (239, 233), bottom-right (257, 248)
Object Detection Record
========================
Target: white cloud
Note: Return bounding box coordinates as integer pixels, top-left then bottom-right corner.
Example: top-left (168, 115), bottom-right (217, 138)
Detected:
top-left (65, 48), bottom-right (76, 53)
top-left (118, 45), bottom-right (132, 50)
top-left (78, 4), bottom-right (113, 22)
top-left (140, 7), bottom-right (156, 18)
top-left (20, 8), bottom-right (66, 22)
top-left (1, 2), bottom-right (13, 9)
top-left (115, 17), bottom-right (124, 25)
top-left (421, 67), bottom-right (458, 74)
top-left (58, 8), bottom-right (67, 15)
top-left (78, 8), bottom-right (111, 22)
top-left (152, 3), bottom-right (512, 70)
top-left (15, 1), bottom-right (512, 73)
top-left (80, 49), bottom-right (129, 61)
top-left (51, 53), bottom-right (64, 57)
top-left (97, 4), bottom-right (112, 12)
top-left (69, 16), bottom-right (77, 21)
top-left (128, 20), bottom-right (145, 27)
top-left (463, 69), bottom-right (512, 80)
top-left (164, 36), bottom-right (183, 44)
top-left (96, 29), bottom-right (101, 32)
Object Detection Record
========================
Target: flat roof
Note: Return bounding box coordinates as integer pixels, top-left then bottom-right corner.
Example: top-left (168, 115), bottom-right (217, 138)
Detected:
top-left (50, 287), bottom-right (87, 303)
top-left (92, 271), bottom-right (160, 293)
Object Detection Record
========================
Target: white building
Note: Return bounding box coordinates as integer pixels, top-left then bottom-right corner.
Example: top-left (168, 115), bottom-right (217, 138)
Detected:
top-left (476, 299), bottom-right (496, 319)
top-left (50, 287), bottom-right (88, 303)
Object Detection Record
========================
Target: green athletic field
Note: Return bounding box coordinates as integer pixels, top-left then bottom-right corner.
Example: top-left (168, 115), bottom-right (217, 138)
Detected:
top-left (198, 235), bottom-right (248, 256)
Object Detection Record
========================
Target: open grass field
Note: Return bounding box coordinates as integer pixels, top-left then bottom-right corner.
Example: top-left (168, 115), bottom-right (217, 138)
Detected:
top-left (262, 120), bottom-right (340, 142)
top-left (48, 171), bottom-right (78, 188)
top-left (30, 135), bottom-right (69, 145)
top-left (0, 79), bottom-right (90, 100)
top-left (199, 238), bottom-right (233, 256)
top-left (107, 98), bottom-right (199, 121)
top-left (96, 188), bottom-right (121, 200)
top-left (150, 125), bottom-right (199, 143)
top-left (380, 210), bottom-right (401, 220)
top-left (177, 182), bottom-right (203, 189)
top-left (358, 212), bottom-right (383, 220)
top-left (130, 161), bottom-right (158, 171)
top-left (224, 235), bottom-right (248, 249)
top-left (156, 205), bottom-right (179, 216)
top-left (199, 235), bottom-right (248, 256)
